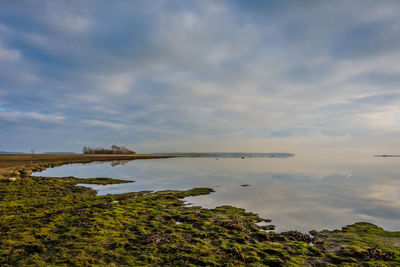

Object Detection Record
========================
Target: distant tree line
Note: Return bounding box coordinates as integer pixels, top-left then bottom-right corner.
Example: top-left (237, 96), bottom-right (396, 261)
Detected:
top-left (82, 145), bottom-right (136, 155)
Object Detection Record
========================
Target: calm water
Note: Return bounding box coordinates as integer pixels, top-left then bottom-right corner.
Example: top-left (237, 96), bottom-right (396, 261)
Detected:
top-left (33, 154), bottom-right (400, 232)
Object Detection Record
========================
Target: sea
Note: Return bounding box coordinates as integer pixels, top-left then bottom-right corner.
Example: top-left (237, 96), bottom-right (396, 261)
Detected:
top-left (33, 153), bottom-right (400, 232)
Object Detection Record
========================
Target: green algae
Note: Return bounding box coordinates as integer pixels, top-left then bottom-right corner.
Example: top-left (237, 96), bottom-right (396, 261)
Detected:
top-left (1, 175), bottom-right (400, 266)
top-left (56, 176), bottom-right (133, 185)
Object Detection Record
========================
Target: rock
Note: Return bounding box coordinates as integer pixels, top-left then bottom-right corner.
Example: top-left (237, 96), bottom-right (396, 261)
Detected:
top-left (146, 233), bottom-right (171, 245)
top-left (281, 230), bottom-right (314, 243)
top-left (216, 220), bottom-right (246, 231)
top-left (367, 246), bottom-right (394, 261)
top-left (259, 224), bottom-right (275, 231)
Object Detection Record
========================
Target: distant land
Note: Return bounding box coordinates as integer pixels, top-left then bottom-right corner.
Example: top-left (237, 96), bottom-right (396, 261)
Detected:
top-left (0, 151), bottom-right (295, 158)
top-left (44, 152), bottom-right (77, 154)
top-left (151, 152), bottom-right (295, 158)
top-left (374, 154), bottom-right (400, 157)
top-left (0, 151), bottom-right (76, 154)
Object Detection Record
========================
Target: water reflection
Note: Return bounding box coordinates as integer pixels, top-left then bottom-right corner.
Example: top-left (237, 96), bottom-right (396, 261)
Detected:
top-left (34, 155), bottom-right (400, 232)
top-left (110, 160), bottom-right (131, 167)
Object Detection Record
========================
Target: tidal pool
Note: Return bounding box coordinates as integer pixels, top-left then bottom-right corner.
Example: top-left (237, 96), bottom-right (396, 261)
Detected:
top-left (34, 154), bottom-right (400, 232)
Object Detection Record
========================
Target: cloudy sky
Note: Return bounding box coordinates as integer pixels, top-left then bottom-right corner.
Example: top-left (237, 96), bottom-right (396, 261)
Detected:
top-left (1, 0), bottom-right (400, 153)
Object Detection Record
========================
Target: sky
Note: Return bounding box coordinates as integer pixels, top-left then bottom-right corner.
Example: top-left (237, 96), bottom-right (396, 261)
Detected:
top-left (1, 0), bottom-right (400, 154)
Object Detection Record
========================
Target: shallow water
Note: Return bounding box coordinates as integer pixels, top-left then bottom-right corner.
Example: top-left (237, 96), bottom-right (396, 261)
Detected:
top-left (34, 154), bottom-right (400, 232)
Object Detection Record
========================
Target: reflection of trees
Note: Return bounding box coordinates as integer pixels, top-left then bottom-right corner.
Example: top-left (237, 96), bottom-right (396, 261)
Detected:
top-left (79, 160), bottom-right (132, 167)
top-left (110, 160), bottom-right (130, 167)
top-left (82, 145), bottom-right (135, 154)
top-left (81, 161), bottom-right (106, 166)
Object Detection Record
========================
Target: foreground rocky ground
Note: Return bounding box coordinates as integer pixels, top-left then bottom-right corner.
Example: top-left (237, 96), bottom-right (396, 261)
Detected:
top-left (1, 155), bottom-right (400, 266)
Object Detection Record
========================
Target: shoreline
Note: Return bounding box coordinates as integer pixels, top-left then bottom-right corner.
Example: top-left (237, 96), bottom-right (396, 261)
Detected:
top-left (0, 153), bottom-right (204, 178)
top-left (1, 154), bottom-right (400, 265)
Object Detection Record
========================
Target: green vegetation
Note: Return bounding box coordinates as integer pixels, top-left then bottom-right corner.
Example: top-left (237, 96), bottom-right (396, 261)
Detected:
top-left (0, 155), bottom-right (399, 266)
top-left (57, 176), bottom-right (133, 185)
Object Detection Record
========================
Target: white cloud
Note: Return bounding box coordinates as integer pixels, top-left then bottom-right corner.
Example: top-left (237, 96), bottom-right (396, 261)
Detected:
top-left (92, 73), bottom-right (136, 96)
top-left (81, 119), bottom-right (125, 130)
top-left (0, 111), bottom-right (64, 123)
top-left (0, 43), bottom-right (20, 61)
top-left (362, 107), bottom-right (400, 128)
top-left (1, 1), bottom-right (400, 152)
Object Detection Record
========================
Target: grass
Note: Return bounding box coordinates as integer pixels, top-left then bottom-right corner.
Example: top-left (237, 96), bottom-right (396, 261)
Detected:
top-left (0, 154), bottom-right (399, 266)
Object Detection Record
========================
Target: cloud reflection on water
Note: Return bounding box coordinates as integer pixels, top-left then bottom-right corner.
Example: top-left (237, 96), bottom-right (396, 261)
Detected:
top-left (35, 155), bottom-right (400, 232)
